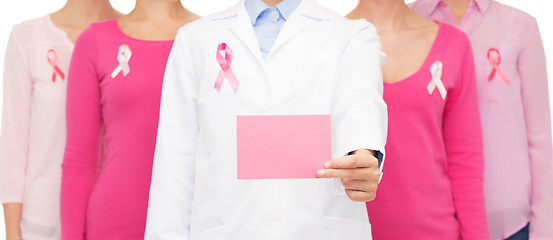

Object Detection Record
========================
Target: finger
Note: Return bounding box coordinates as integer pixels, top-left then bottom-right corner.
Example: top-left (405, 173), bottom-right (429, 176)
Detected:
top-left (345, 189), bottom-right (377, 202)
top-left (317, 167), bottom-right (379, 180)
top-left (325, 154), bottom-right (378, 169)
top-left (341, 179), bottom-right (378, 192)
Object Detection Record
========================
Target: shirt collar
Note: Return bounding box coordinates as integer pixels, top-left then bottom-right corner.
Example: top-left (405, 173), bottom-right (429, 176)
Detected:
top-left (244, 0), bottom-right (302, 25)
top-left (473, 0), bottom-right (491, 13)
top-left (420, 0), bottom-right (491, 15)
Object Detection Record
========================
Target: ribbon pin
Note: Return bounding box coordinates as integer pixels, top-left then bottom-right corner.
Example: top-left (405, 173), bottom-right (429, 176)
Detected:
top-left (111, 44), bottom-right (132, 79)
top-left (47, 49), bottom-right (65, 83)
top-left (487, 48), bottom-right (510, 82)
top-left (427, 61), bottom-right (447, 100)
top-left (214, 43), bottom-right (239, 93)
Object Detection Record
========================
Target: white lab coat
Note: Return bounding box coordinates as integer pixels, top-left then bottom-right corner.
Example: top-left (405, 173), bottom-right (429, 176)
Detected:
top-left (145, 0), bottom-right (387, 239)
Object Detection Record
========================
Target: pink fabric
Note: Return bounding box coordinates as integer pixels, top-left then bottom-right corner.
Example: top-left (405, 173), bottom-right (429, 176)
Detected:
top-left (61, 19), bottom-right (173, 240)
top-left (411, 1), bottom-right (553, 239)
top-left (0, 15), bottom-right (73, 240)
top-left (366, 23), bottom-right (489, 240)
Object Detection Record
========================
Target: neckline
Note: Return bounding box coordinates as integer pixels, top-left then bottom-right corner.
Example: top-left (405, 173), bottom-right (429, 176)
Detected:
top-left (112, 18), bottom-right (175, 44)
top-left (45, 14), bottom-right (76, 49)
top-left (384, 21), bottom-right (443, 86)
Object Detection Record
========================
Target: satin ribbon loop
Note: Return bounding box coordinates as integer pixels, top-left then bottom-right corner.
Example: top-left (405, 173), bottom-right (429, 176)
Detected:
top-left (111, 44), bottom-right (132, 79)
top-left (487, 48), bottom-right (510, 82)
top-left (47, 49), bottom-right (65, 82)
top-left (427, 60), bottom-right (447, 100)
top-left (214, 43), bottom-right (239, 93)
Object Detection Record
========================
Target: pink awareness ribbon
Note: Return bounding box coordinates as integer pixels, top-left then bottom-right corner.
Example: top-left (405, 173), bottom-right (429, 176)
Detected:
top-left (111, 44), bottom-right (132, 79)
top-left (214, 43), bottom-right (239, 93)
top-left (487, 48), bottom-right (510, 82)
top-left (47, 49), bottom-right (65, 83)
top-left (427, 61), bottom-right (447, 100)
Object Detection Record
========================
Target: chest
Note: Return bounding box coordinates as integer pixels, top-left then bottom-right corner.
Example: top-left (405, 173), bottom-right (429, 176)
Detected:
top-left (446, 12), bottom-right (525, 108)
top-left (426, 6), bottom-right (523, 83)
top-left (383, 53), bottom-right (462, 120)
top-left (380, 28), bottom-right (437, 84)
top-left (29, 44), bottom-right (71, 102)
top-left (95, 41), bottom-right (173, 113)
top-left (194, 26), bottom-right (343, 114)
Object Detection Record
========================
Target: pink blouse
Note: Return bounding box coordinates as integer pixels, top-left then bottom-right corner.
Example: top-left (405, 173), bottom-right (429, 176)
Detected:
top-left (366, 23), bottom-right (489, 240)
top-left (60, 19), bottom-right (173, 239)
top-left (411, 1), bottom-right (553, 239)
top-left (0, 15), bottom-right (73, 240)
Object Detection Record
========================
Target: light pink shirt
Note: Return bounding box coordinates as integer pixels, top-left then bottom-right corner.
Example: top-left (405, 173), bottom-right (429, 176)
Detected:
top-left (0, 15), bottom-right (73, 240)
top-left (411, 1), bottom-right (553, 239)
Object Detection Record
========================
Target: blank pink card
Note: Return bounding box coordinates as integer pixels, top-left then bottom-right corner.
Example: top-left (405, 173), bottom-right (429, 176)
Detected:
top-left (236, 115), bottom-right (331, 179)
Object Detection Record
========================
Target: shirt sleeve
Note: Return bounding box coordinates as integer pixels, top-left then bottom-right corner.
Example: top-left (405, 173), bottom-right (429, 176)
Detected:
top-left (518, 18), bottom-right (553, 240)
top-left (0, 27), bottom-right (32, 204)
top-left (443, 38), bottom-right (490, 240)
top-left (60, 27), bottom-right (103, 240)
top-left (144, 26), bottom-right (198, 240)
top-left (331, 20), bottom-right (387, 170)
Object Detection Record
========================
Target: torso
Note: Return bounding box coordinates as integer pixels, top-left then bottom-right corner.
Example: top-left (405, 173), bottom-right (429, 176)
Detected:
top-left (410, 1), bottom-right (549, 239)
top-left (368, 22), bottom-right (486, 240)
top-left (149, 6), bottom-right (386, 239)
top-left (347, 7), bottom-right (487, 239)
top-left (67, 19), bottom-right (175, 239)
top-left (3, 15), bottom-right (74, 239)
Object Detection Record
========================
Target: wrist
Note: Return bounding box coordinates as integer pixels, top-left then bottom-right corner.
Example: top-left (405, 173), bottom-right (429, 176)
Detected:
top-left (351, 149), bottom-right (375, 156)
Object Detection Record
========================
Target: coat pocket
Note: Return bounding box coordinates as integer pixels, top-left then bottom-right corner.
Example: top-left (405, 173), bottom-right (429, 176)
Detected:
top-left (189, 226), bottom-right (228, 240)
top-left (324, 216), bottom-right (372, 240)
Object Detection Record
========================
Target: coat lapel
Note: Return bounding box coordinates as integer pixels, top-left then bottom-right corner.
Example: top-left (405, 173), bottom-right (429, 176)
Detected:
top-left (267, 0), bottom-right (331, 60)
top-left (225, 1), bottom-right (265, 66)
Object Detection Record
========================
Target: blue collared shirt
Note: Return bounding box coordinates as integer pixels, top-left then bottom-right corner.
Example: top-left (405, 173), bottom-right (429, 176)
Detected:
top-left (244, 0), bottom-right (301, 58)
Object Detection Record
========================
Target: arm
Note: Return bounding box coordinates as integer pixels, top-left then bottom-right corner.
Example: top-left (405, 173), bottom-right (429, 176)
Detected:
top-left (316, 21), bottom-right (387, 202)
top-left (444, 40), bottom-right (489, 239)
top-left (144, 26), bottom-right (198, 240)
top-left (518, 18), bottom-right (553, 240)
top-left (331, 20), bottom-right (387, 165)
top-left (0, 28), bottom-right (32, 240)
top-left (60, 27), bottom-right (103, 240)
top-left (3, 203), bottom-right (22, 240)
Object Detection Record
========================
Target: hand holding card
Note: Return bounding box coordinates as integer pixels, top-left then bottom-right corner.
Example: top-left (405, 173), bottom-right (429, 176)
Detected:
top-left (316, 149), bottom-right (381, 202)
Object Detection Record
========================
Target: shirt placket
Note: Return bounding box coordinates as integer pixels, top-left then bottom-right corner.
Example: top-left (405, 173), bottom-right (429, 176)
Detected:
top-left (458, 1), bottom-right (479, 32)
top-left (257, 7), bottom-right (282, 58)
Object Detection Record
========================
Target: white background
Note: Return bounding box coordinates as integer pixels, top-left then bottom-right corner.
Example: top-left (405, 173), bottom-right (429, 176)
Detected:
top-left (0, 0), bottom-right (551, 238)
